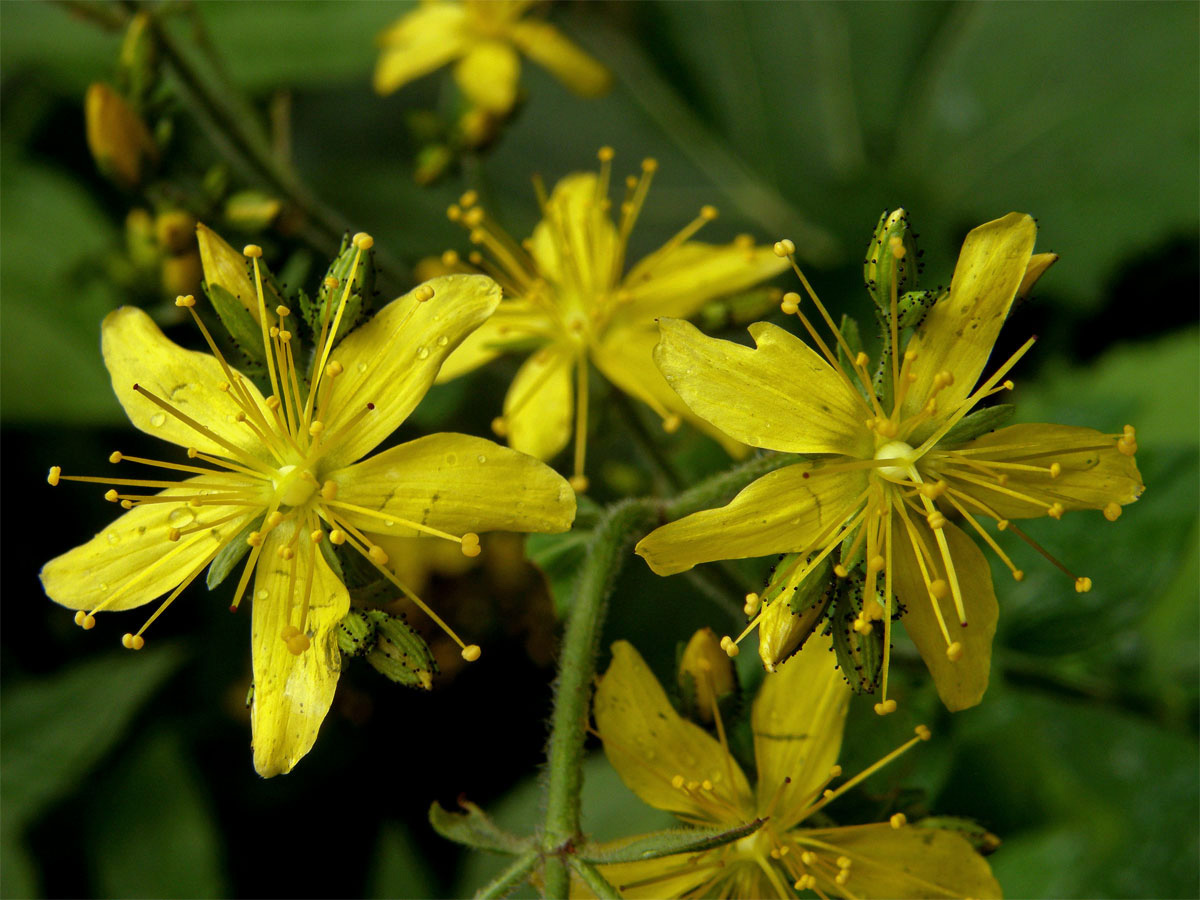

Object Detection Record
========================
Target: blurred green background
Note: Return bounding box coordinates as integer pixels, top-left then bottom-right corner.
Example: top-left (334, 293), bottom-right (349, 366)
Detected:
top-left (2, 2), bottom-right (1197, 898)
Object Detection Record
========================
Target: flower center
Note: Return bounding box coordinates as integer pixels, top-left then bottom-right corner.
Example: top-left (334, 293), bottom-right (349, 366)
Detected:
top-left (874, 440), bottom-right (916, 483)
top-left (272, 464), bottom-right (317, 508)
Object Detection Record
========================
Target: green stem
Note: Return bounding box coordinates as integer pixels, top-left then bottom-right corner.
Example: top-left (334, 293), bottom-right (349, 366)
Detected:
top-left (570, 859), bottom-right (622, 900)
top-left (475, 851), bottom-right (539, 900)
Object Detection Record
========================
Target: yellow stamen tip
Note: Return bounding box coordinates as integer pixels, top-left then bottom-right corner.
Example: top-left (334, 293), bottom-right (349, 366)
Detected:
top-left (368, 545), bottom-right (389, 565)
top-left (167, 527), bottom-right (181, 542)
top-left (460, 532), bottom-right (482, 558)
top-left (772, 238), bottom-right (796, 258)
top-left (874, 699), bottom-right (898, 716)
top-left (413, 284), bottom-right (435, 303)
top-left (890, 813), bottom-right (908, 829)
top-left (108, 451), bottom-right (123, 463)
top-left (104, 489), bottom-right (120, 503)
top-left (889, 234), bottom-right (906, 259)
top-left (278, 546), bottom-right (294, 560)
top-left (1047, 502), bottom-right (1065, 519)
top-left (242, 244), bottom-right (262, 258)
top-left (352, 232), bottom-right (374, 250)
top-left (461, 644), bottom-right (482, 662)
top-left (174, 294), bottom-right (196, 308)
top-left (1075, 576), bottom-right (1093, 593)
top-left (946, 641), bottom-right (964, 662)
top-left (308, 420), bottom-right (325, 436)
top-left (927, 511), bottom-right (948, 529)
top-left (836, 870), bottom-right (851, 885)
top-left (801, 851), bottom-right (817, 867)
top-left (854, 351), bottom-right (870, 369)
top-left (329, 529), bottom-right (346, 545)
top-left (719, 635), bottom-right (739, 658)
top-left (929, 579), bottom-right (949, 600)
top-left (1049, 462), bottom-right (1062, 478)
top-left (491, 416), bottom-right (508, 437)
top-left (641, 158), bottom-right (658, 173)
top-left (74, 610), bottom-right (87, 627)
top-left (833, 563), bottom-right (849, 578)
top-left (915, 724), bottom-right (932, 741)
top-left (1013, 569), bottom-right (1025, 582)
top-left (837, 856), bottom-right (852, 870)
top-left (867, 554), bottom-right (885, 572)
top-left (1103, 502), bottom-right (1123, 522)
top-left (662, 414), bottom-right (681, 434)
top-left (247, 532), bottom-right (263, 547)
top-left (286, 633), bottom-right (311, 655)
top-left (458, 189), bottom-right (478, 207)
top-left (569, 475), bottom-right (590, 493)
top-left (122, 633), bottom-right (145, 650)
top-left (320, 480), bottom-right (339, 501)
top-left (780, 291), bottom-right (801, 315)
top-left (47, 466), bottom-right (62, 486)
top-left (671, 774), bottom-right (685, 789)
top-left (700, 204), bottom-right (718, 221)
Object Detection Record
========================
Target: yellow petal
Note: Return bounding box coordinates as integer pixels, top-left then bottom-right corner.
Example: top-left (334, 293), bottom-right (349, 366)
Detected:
top-left (584, 857), bottom-right (720, 899)
top-left (319, 274), bottom-right (502, 471)
top-left (195, 223), bottom-right (271, 326)
top-left (805, 822), bottom-right (1001, 899)
top-left (250, 522), bottom-right (349, 777)
top-left (751, 630), bottom-right (851, 828)
top-left (327, 432), bottom-right (576, 537)
top-left (902, 213), bottom-right (1037, 426)
top-left (373, 3), bottom-right (470, 94)
top-left (527, 173), bottom-right (618, 297)
top-left (507, 20), bottom-right (612, 96)
top-left (943, 423), bottom-right (1143, 518)
top-left (453, 40), bottom-right (521, 114)
top-left (653, 318), bottom-right (874, 456)
top-left (503, 342), bottom-right (575, 461)
top-left (101, 306), bottom-right (272, 461)
top-left (435, 301), bottom-right (553, 383)
top-left (592, 326), bottom-right (747, 458)
top-left (40, 478), bottom-right (254, 614)
top-left (619, 241), bottom-right (788, 322)
top-left (636, 462), bottom-right (868, 576)
top-left (1018, 252), bottom-right (1058, 299)
top-left (595, 641), bottom-right (754, 822)
top-left (893, 518), bottom-right (997, 712)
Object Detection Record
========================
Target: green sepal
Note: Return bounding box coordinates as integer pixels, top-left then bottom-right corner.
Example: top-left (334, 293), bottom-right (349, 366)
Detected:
top-left (896, 289), bottom-right (942, 331)
top-left (365, 610), bottom-right (437, 690)
top-left (939, 404), bottom-right (1016, 446)
top-left (203, 282), bottom-right (269, 368)
top-left (428, 799), bottom-right (531, 854)
top-left (698, 287), bottom-right (781, 331)
top-left (757, 554), bottom-right (833, 671)
top-left (304, 233), bottom-right (376, 351)
top-left (116, 12), bottom-right (158, 110)
top-left (576, 818), bottom-right (765, 864)
top-left (829, 572), bottom-right (883, 695)
top-left (917, 816), bottom-right (1002, 855)
top-left (864, 208), bottom-right (921, 311)
top-left (335, 609), bottom-right (377, 657)
top-left (205, 515), bottom-right (262, 590)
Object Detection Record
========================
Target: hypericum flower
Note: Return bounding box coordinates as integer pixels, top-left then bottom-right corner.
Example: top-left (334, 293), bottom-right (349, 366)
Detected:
top-left (434, 149), bottom-right (789, 490)
top-left (374, 0), bottom-right (611, 116)
top-left (591, 633), bottom-right (1001, 898)
top-left (41, 234), bottom-right (576, 776)
top-left (636, 213), bottom-right (1143, 712)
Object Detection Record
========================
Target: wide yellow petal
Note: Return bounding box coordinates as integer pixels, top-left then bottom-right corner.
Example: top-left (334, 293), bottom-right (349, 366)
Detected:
top-left (527, 173), bottom-right (618, 298)
top-left (373, 3), bottom-right (470, 94)
top-left (804, 822), bottom-right (1001, 899)
top-left (503, 342), bottom-right (575, 461)
top-left (942, 423), bottom-right (1143, 519)
top-left (195, 222), bottom-right (265, 324)
top-left (902, 213), bottom-right (1037, 427)
top-left (371, 535), bottom-right (477, 595)
top-left (619, 241), bottom-right (788, 322)
top-left (101, 306), bottom-right (271, 460)
top-left (250, 522), bottom-right (349, 777)
top-left (584, 857), bottom-right (720, 900)
top-left (435, 301), bottom-right (553, 383)
top-left (592, 326), bottom-right (747, 458)
top-left (507, 20), bottom-right (612, 97)
top-left (327, 432), bottom-right (575, 537)
top-left (595, 641), bottom-right (754, 823)
top-left (893, 517), bottom-right (997, 712)
top-left (40, 477), bottom-right (254, 614)
top-left (319, 274), bottom-right (501, 471)
top-left (751, 630), bottom-right (852, 828)
top-left (454, 40), bottom-right (521, 114)
top-left (653, 319), bottom-right (873, 456)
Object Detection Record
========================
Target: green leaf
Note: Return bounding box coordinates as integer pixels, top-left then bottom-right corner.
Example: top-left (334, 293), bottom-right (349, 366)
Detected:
top-left (429, 799), bottom-right (530, 855)
top-left (205, 515), bottom-right (261, 590)
top-left (577, 818), bottom-right (764, 864)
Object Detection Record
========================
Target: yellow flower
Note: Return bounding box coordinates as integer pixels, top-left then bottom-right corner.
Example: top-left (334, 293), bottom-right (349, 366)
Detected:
top-left (84, 82), bottom-right (158, 188)
top-left (636, 213), bottom-right (1143, 712)
top-left (374, 0), bottom-right (611, 115)
top-left (41, 234), bottom-right (576, 776)
top-left (590, 633), bottom-right (1001, 899)
top-left (436, 149), bottom-right (790, 490)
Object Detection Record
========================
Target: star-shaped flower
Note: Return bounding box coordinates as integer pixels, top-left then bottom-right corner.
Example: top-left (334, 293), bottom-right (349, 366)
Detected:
top-left (636, 212), bottom-right (1143, 712)
top-left (42, 234), bottom-right (575, 776)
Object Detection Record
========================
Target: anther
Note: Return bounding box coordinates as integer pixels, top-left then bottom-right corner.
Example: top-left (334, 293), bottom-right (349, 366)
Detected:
top-left (801, 851), bottom-right (817, 867)
top-left (1013, 569), bottom-right (1025, 581)
top-left (836, 871), bottom-right (851, 886)
top-left (1118, 424), bottom-right (1138, 456)
top-left (277, 330), bottom-right (292, 341)
top-left (286, 632), bottom-right (311, 655)
top-left (837, 857), bottom-right (852, 870)
top-left (1049, 462), bottom-right (1062, 478)
top-left (352, 232), bottom-right (374, 250)
top-left (890, 813), bottom-right (908, 829)
top-left (47, 466), bottom-right (62, 486)
top-left (329, 529), bottom-right (346, 545)
top-left (325, 361), bottom-right (343, 379)
top-left (834, 563), bottom-right (849, 577)
top-left (700, 205), bottom-right (718, 221)
top-left (265, 511), bottom-right (284, 528)
top-left (1104, 502), bottom-right (1122, 522)
top-left (889, 234), bottom-right (906, 259)
top-left (867, 554), bottom-right (885, 573)
top-left (461, 644), bottom-right (482, 662)
top-left (772, 239), bottom-right (796, 258)
top-left (174, 294), bottom-right (196, 308)
top-left (932, 370), bottom-right (954, 390)
top-left (460, 532), bottom-right (482, 558)
top-left (122, 633), bottom-right (145, 650)
top-left (1047, 502), bottom-right (1065, 519)
top-left (854, 617), bottom-right (873, 636)
top-left (997, 519), bottom-right (1010, 531)
top-left (946, 641), bottom-right (964, 662)
top-left (671, 774), bottom-right (686, 790)
top-left (459, 189), bottom-right (478, 207)
top-left (275, 305), bottom-right (290, 318)
top-left (743, 592), bottom-right (761, 616)
top-left (719, 635), bottom-right (739, 658)
top-left (367, 545), bottom-right (389, 565)
top-left (855, 351), bottom-right (870, 369)
top-left (242, 244), bottom-right (263, 258)
top-left (641, 158), bottom-right (658, 173)
top-left (309, 420), bottom-right (325, 436)
top-left (597, 146), bottom-right (614, 161)
top-left (167, 528), bottom-right (181, 542)
top-left (569, 475), bottom-right (589, 493)
top-left (187, 447), bottom-right (200, 458)
top-left (915, 724), bottom-right (932, 741)
top-left (278, 546), bottom-right (294, 560)
top-left (247, 531), bottom-right (263, 547)
top-left (121, 500), bottom-right (133, 509)
top-left (1075, 576), bottom-right (1093, 593)
top-left (75, 611), bottom-right (97, 630)
top-left (104, 489), bottom-right (120, 503)
top-left (324, 276), bottom-right (340, 290)
top-left (780, 291), bottom-right (800, 315)
top-left (412, 284), bottom-right (435, 303)
top-left (441, 250), bottom-right (460, 267)
top-left (491, 416), bottom-right (508, 437)
top-left (927, 511), bottom-right (948, 529)
top-left (929, 579), bottom-right (949, 599)
top-left (662, 414), bottom-right (681, 434)
top-left (874, 699), bottom-right (897, 716)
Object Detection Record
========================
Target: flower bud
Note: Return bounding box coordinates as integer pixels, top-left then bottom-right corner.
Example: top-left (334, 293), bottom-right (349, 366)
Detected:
top-left (830, 571), bottom-right (885, 695)
top-left (863, 208), bottom-right (921, 312)
top-left (757, 555), bottom-right (833, 672)
top-left (196, 222), bottom-right (259, 318)
top-left (85, 82), bottom-right (157, 188)
top-left (116, 11), bottom-right (158, 107)
top-left (677, 627), bottom-right (735, 722)
top-left (300, 230), bottom-right (376, 345)
top-left (225, 190), bottom-right (282, 232)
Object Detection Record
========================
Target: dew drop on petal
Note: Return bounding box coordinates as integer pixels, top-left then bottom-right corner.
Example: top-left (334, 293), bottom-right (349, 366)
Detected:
top-left (476, 454), bottom-right (487, 464)
top-left (436, 335), bottom-right (449, 347)
top-left (167, 507), bottom-right (196, 528)
top-left (106, 532), bottom-right (120, 545)
top-left (415, 346), bottom-right (430, 360)
top-left (150, 412), bottom-right (166, 427)
top-left (356, 362), bottom-right (368, 374)
top-left (255, 589), bottom-right (269, 601)
top-left (384, 520), bottom-right (395, 527)
top-left (99, 582), bottom-right (110, 592)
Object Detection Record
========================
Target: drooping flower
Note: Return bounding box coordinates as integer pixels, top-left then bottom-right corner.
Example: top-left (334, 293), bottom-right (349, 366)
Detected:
top-left (374, 0), bottom-right (611, 116)
top-left (41, 234), bottom-right (576, 776)
top-left (435, 149), bottom-right (789, 489)
top-left (636, 213), bottom-right (1143, 712)
top-left (590, 632), bottom-right (1001, 898)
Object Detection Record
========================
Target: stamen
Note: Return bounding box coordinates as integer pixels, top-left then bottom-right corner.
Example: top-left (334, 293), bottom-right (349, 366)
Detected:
top-left (572, 353), bottom-right (590, 493)
top-left (130, 384), bottom-right (275, 474)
